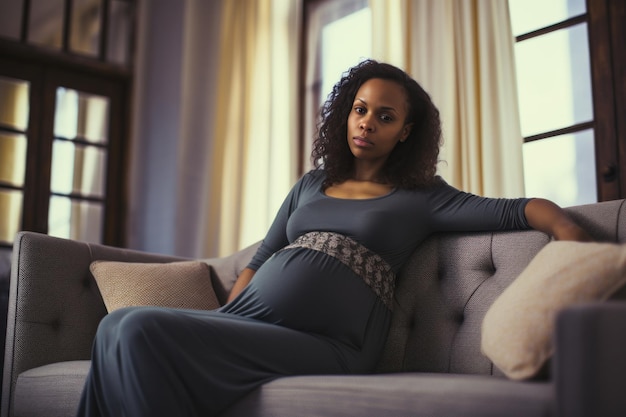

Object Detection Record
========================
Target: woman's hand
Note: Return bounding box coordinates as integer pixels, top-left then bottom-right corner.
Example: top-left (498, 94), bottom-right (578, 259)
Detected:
top-left (524, 198), bottom-right (593, 242)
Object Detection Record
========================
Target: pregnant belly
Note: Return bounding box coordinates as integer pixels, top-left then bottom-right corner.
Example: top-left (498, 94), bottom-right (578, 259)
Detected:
top-left (248, 247), bottom-right (378, 348)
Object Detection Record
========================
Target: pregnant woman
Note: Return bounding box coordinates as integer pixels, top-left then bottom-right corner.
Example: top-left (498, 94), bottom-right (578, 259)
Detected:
top-left (76, 60), bottom-right (590, 417)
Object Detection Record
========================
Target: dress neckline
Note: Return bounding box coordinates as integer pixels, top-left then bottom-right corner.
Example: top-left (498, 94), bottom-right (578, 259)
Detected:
top-left (319, 187), bottom-right (397, 201)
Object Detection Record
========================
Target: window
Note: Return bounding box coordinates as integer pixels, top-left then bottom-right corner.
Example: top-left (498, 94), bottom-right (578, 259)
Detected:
top-left (0, 0), bottom-right (136, 248)
top-left (0, 76), bottom-right (29, 245)
top-left (49, 87), bottom-right (110, 242)
top-left (301, 0), bottom-right (371, 173)
top-left (301, 0), bottom-right (625, 201)
top-left (509, 0), bottom-right (626, 204)
top-left (0, 0), bottom-right (134, 65)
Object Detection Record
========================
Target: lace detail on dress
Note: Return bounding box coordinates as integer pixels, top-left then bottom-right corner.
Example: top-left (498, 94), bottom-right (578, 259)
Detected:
top-left (280, 232), bottom-right (395, 310)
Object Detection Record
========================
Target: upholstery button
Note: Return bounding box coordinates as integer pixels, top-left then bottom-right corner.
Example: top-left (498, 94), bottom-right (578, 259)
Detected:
top-left (456, 312), bottom-right (464, 324)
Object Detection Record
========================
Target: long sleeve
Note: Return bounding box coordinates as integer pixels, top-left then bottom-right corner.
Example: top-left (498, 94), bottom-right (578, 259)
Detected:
top-left (246, 173), bottom-right (315, 271)
top-left (427, 181), bottom-right (532, 232)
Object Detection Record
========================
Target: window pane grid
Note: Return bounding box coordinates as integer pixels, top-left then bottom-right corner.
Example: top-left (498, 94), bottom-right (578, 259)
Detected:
top-left (50, 140), bottom-right (108, 199)
top-left (509, 0), bottom-right (597, 205)
top-left (522, 129), bottom-right (597, 207)
top-left (3, 0), bottom-right (136, 68)
top-left (514, 23), bottom-right (593, 138)
top-left (48, 194), bottom-right (103, 243)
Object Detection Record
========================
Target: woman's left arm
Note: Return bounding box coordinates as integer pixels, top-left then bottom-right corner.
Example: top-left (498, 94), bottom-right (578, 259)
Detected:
top-left (524, 198), bottom-right (593, 241)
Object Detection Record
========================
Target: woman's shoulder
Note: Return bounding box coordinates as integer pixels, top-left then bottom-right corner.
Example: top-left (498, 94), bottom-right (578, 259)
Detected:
top-left (289, 168), bottom-right (326, 194)
top-left (300, 168), bottom-right (326, 185)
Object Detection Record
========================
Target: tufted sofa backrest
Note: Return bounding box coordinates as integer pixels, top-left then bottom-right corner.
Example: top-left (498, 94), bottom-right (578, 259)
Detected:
top-left (376, 199), bottom-right (626, 376)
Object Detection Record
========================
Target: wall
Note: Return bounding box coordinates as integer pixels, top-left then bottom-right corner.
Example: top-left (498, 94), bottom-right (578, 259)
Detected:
top-left (128, 0), bottom-right (223, 257)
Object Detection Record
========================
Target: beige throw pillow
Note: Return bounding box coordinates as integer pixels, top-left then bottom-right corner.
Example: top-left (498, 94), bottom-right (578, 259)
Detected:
top-left (481, 241), bottom-right (626, 380)
top-left (91, 260), bottom-right (220, 312)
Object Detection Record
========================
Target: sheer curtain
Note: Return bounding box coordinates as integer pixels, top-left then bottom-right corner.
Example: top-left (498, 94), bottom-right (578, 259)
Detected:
top-left (129, 0), bottom-right (300, 258)
top-left (206, 0), bottom-right (300, 257)
top-left (370, 0), bottom-right (525, 198)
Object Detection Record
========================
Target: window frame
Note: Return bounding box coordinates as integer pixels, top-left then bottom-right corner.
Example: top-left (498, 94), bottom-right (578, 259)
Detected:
top-left (587, 0), bottom-right (626, 200)
top-left (299, 0), bottom-right (626, 200)
top-left (299, 0), bottom-right (369, 175)
top-left (0, 0), bottom-right (135, 248)
top-left (512, 0), bottom-right (625, 202)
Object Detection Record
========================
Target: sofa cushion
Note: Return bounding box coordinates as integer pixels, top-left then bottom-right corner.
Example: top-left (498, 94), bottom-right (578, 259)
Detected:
top-left (90, 260), bottom-right (220, 312)
top-left (13, 361), bottom-right (90, 417)
top-left (14, 364), bottom-right (551, 417)
top-left (222, 373), bottom-right (553, 417)
top-left (482, 241), bottom-right (626, 380)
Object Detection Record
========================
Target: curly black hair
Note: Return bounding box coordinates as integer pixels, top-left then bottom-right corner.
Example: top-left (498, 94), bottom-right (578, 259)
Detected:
top-left (311, 59), bottom-right (442, 189)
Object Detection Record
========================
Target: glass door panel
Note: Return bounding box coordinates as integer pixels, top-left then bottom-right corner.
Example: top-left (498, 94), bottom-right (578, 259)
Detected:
top-left (108, 0), bottom-right (134, 65)
top-left (0, 190), bottom-right (23, 244)
top-left (0, 0), bottom-right (25, 40)
top-left (70, 0), bottom-right (103, 57)
top-left (28, 0), bottom-right (65, 50)
top-left (48, 196), bottom-right (103, 242)
top-left (0, 76), bottom-right (30, 130)
top-left (49, 86), bottom-right (110, 243)
top-left (522, 129), bottom-right (597, 207)
top-left (509, 0), bottom-right (586, 36)
top-left (54, 87), bottom-right (110, 144)
top-left (514, 23), bottom-right (594, 137)
top-left (0, 75), bottom-right (30, 245)
top-left (0, 133), bottom-right (27, 186)
top-left (50, 140), bottom-right (107, 197)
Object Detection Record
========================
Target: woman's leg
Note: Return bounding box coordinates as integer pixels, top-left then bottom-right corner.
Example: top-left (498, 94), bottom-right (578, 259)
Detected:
top-left (76, 306), bottom-right (349, 417)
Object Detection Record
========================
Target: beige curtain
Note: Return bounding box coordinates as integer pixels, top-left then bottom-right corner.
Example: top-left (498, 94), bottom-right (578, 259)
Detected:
top-left (370, 0), bottom-right (524, 198)
top-left (128, 0), bottom-right (299, 258)
top-left (207, 0), bottom-right (301, 257)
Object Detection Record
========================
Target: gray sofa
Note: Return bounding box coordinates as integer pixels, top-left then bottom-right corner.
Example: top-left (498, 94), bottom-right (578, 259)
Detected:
top-left (2, 199), bottom-right (626, 417)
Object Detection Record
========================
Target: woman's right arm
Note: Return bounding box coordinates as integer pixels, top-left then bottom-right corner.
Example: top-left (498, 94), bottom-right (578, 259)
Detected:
top-left (225, 171), bottom-right (317, 303)
top-left (227, 267), bottom-right (256, 302)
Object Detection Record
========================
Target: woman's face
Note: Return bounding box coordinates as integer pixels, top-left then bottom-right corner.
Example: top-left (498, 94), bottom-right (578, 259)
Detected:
top-left (346, 78), bottom-right (412, 165)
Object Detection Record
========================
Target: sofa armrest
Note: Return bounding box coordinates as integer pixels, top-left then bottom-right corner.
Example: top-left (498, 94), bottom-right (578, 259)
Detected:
top-left (2, 232), bottom-right (185, 417)
top-left (554, 301), bottom-right (626, 417)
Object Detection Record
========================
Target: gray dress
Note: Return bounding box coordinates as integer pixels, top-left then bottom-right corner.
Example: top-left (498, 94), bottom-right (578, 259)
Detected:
top-left (76, 170), bottom-right (530, 417)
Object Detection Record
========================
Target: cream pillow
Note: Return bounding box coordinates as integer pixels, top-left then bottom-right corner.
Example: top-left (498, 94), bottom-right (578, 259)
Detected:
top-left (481, 241), bottom-right (626, 380)
top-left (91, 260), bottom-right (220, 312)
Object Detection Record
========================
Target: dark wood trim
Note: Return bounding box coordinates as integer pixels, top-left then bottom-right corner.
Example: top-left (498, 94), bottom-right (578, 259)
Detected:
top-left (50, 192), bottom-right (106, 204)
top-left (0, 124), bottom-right (27, 136)
top-left (515, 14), bottom-right (587, 42)
top-left (523, 121), bottom-right (595, 143)
top-left (608, 0), bottom-right (626, 198)
top-left (587, 0), bottom-right (621, 200)
top-left (100, 0), bottom-right (111, 61)
top-left (0, 38), bottom-right (132, 80)
top-left (0, 183), bottom-right (24, 192)
top-left (52, 136), bottom-right (109, 149)
top-left (20, 0), bottom-right (31, 42)
top-left (62, 0), bottom-right (73, 53)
